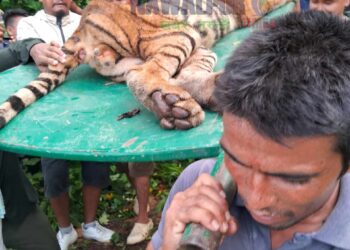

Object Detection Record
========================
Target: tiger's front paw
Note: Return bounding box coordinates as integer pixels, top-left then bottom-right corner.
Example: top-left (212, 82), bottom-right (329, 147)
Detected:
top-left (151, 90), bottom-right (205, 130)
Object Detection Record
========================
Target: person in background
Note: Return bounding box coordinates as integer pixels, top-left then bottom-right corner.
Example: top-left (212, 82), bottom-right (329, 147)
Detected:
top-left (118, 162), bottom-right (155, 245)
top-left (16, 1), bottom-right (114, 250)
top-left (0, 9), bottom-right (6, 49)
top-left (16, 0), bottom-right (80, 46)
top-left (148, 11), bottom-right (350, 250)
top-left (309, 0), bottom-right (349, 16)
top-left (0, 151), bottom-right (60, 250)
top-left (0, 25), bottom-right (4, 49)
top-left (3, 8), bottom-right (28, 43)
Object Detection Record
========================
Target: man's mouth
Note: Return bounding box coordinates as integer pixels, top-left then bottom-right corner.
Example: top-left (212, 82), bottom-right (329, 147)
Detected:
top-left (53, 3), bottom-right (67, 7)
top-left (250, 210), bottom-right (281, 225)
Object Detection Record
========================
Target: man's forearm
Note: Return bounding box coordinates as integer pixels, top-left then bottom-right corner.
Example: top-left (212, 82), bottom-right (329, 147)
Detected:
top-left (0, 38), bottom-right (43, 72)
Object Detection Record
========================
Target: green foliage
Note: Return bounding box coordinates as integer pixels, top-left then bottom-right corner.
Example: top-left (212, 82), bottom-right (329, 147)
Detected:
top-left (0, 0), bottom-right (90, 14)
top-left (151, 160), bottom-right (193, 212)
top-left (74, 0), bottom-right (90, 8)
top-left (0, 0), bottom-right (41, 14)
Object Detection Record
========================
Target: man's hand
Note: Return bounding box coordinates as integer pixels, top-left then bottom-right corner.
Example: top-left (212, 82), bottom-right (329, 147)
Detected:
top-left (162, 174), bottom-right (237, 250)
top-left (70, 2), bottom-right (83, 15)
top-left (29, 41), bottom-right (66, 72)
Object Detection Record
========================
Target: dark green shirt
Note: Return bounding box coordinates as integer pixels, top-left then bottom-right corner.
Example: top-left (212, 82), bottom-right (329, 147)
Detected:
top-left (0, 151), bottom-right (38, 224)
top-left (0, 38), bottom-right (43, 72)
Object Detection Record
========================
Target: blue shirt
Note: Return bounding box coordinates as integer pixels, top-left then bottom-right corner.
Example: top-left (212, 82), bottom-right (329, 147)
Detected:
top-left (300, 0), bottom-right (309, 10)
top-left (151, 159), bottom-right (350, 250)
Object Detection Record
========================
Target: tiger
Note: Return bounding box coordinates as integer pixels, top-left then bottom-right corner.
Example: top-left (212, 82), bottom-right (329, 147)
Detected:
top-left (0, 0), bottom-right (290, 130)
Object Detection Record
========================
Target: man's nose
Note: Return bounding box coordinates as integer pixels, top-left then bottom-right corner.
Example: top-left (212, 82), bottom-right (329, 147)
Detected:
top-left (243, 172), bottom-right (277, 210)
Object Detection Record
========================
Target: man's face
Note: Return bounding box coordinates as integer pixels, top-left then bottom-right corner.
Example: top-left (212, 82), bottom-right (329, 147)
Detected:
top-left (221, 113), bottom-right (342, 230)
top-left (40, 0), bottom-right (72, 16)
top-left (310, 0), bottom-right (349, 16)
top-left (6, 16), bottom-right (25, 41)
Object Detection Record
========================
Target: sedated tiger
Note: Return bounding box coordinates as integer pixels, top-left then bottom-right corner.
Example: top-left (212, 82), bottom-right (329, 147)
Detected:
top-left (0, 0), bottom-right (289, 130)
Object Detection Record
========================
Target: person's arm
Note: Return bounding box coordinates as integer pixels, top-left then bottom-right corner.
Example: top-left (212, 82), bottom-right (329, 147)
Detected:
top-left (0, 39), bottom-right (66, 72)
top-left (29, 41), bottom-right (66, 72)
top-left (161, 174), bottom-right (237, 250)
top-left (70, 2), bottom-right (83, 15)
top-left (150, 159), bottom-right (237, 250)
top-left (0, 38), bottom-right (43, 72)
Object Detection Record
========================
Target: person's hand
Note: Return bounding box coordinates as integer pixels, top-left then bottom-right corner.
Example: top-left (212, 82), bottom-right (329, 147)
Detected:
top-left (162, 173), bottom-right (238, 250)
top-left (70, 2), bottom-right (83, 15)
top-left (29, 41), bottom-right (66, 72)
top-left (0, 25), bottom-right (4, 43)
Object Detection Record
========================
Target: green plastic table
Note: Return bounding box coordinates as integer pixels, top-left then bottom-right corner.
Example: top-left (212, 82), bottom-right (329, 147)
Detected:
top-left (0, 3), bottom-right (294, 162)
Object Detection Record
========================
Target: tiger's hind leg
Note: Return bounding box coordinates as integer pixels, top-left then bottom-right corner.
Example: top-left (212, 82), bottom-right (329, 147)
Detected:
top-left (170, 47), bottom-right (221, 112)
top-left (126, 54), bottom-right (205, 130)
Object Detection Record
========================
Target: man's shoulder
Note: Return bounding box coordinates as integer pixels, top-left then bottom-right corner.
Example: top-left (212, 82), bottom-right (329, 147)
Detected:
top-left (173, 158), bottom-right (216, 191)
top-left (18, 10), bottom-right (44, 25)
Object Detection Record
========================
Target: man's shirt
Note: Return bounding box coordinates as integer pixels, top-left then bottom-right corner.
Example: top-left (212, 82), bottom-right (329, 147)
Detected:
top-left (151, 159), bottom-right (350, 250)
top-left (16, 10), bottom-right (80, 46)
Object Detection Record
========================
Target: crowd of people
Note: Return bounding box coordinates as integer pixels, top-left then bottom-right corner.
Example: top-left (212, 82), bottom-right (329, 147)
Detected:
top-left (0, 0), bottom-right (154, 249)
top-left (0, 0), bottom-right (350, 249)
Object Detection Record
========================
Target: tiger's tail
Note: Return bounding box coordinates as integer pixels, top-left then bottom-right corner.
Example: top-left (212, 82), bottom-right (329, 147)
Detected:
top-left (0, 41), bottom-right (81, 129)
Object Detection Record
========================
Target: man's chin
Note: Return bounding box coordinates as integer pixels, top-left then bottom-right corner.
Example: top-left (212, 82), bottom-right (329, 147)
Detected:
top-left (53, 7), bottom-right (69, 16)
top-left (54, 9), bottom-right (69, 18)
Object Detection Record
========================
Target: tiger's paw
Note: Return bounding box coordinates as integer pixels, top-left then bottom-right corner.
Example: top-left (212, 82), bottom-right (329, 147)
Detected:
top-left (151, 91), bottom-right (205, 130)
top-left (93, 47), bottom-right (117, 68)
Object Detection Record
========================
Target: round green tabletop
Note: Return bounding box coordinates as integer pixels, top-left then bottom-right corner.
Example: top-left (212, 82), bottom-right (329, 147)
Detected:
top-left (0, 3), bottom-right (293, 162)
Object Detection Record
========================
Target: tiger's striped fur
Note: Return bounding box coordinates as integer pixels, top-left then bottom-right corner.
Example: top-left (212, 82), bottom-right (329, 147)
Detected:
top-left (0, 0), bottom-right (289, 130)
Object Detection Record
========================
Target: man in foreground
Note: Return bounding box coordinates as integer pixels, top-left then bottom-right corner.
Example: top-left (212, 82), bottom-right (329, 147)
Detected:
top-left (149, 11), bottom-right (350, 249)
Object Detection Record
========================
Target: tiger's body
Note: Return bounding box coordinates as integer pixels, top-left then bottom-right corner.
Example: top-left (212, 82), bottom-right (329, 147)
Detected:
top-left (0, 0), bottom-right (289, 130)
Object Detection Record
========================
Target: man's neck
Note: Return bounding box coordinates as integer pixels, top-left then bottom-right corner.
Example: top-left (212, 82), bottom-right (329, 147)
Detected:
top-left (270, 182), bottom-right (340, 249)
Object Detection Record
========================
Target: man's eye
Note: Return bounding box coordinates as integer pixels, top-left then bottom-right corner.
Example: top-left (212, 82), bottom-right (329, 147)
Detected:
top-left (283, 177), bottom-right (310, 184)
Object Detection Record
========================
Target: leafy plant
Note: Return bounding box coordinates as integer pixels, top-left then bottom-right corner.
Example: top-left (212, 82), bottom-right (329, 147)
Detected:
top-left (0, 0), bottom-right (90, 14)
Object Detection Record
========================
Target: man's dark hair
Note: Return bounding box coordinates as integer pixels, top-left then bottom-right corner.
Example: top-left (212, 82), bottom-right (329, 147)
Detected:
top-left (215, 11), bottom-right (350, 175)
top-left (3, 8), bottom-right (28, 28)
